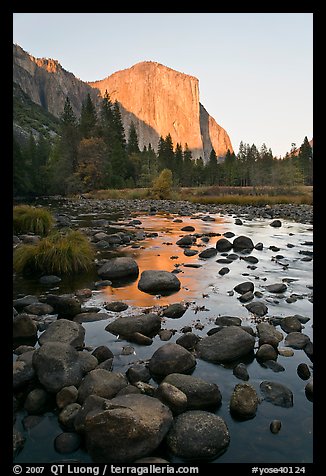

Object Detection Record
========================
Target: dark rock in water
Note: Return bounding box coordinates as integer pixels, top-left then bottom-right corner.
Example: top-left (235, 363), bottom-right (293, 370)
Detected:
top-left (33, 342), bottom-right (97, 393)
top-left (166, 410), bottom-right (230, 460)
top-left (159, 329), bottom-right (174, 341)
top-left (23, 415), bottom-right (43, 430)
top-left (163, 373), bottom-right (222, 411)
top-left (241, 256), bottom-right (259, 264)
top-left (14, 345), bottom-right (35, 355)
top-left (239, 291), bottom-right (254, 303)
top-left (24, 388), bottom-right (50, 414)
top-left (228, 253), bottom-right (239, 260)
top-left (285, 332), bottom-right (310, 349)
top-left (92, 346), bottom-right (114, 363)
top-left (257, 323), bottom-right (283, 348)
top-left (183, 263), bottom-right (202, 268)
top-left (56, 386), bottom-right (78, 409)
top-left (85, 394), bottom-right (173, 463)
top-left (198, 248), bottom-right (217, 259)
top-left (39, 319), bottom-right (85, 348)
top-left (256, 344), bottom-right (278, 361)
top-left (138, 270), bottom-right (181, 294)
top-left (183, 249), bottom-right (198, 256)
top-left (58, 403), bottom-right (81, 429)
top-left (215, 316), bottom-right (241, 326)
top-left (245, 301), bottom-right (268, 317)
top-left (181, 226), bottom-right (195, 232)
top-left (219, 267), bottom-right (230, 276)
top-left (270, 420), bottom-right (282, 434)
top-left (233, 235), bottom-right (254, 251)
top-left (56, 214), bottom-right (72, 227)
top-left (13, 295), bottom-right (39, 311)
top-left (45, 294), bottom-right (81, 318)
top-left (24, 303), bottom-right (54, 315)
top-left (265, 283), bottom-right (287, 294)
top-left (156, 382), bottom-right (188, 415)
top-left (94, 280), bottom-right (112, 288)
top-left (233, 363), bottom-right (249, 381)
top-left (234, 281), bottom-right (254, 295)
top-left (262, 360), bottom-right (285, 372)
top-left (78, 370), bottom-right (128, 404)
top-left (304, 342), bottom-right (313, 361)
top-left (13, 427), bottom-right (25, 457)
top-left (74, 395), bottom-right (108, 433)
top-left (196, 326), bottom-right (255, 363)
top-left (260, 381), bottom-right (293, 407)
top-left (270, 220), bottom-right (282, 227)
top-left (74, 312), bottom-right (109, 323)
top-left (305, 380), bottom-right (313, 401)
top-left (202, 215), bottom-right (216, 222)
top-left (173, 219), bottom-right (183, 223)
top-left (230, 383), bottom-right (259, 420)
top-left (105, 313), bottom-right (161, 338)
top-left (54, 432), bottom-right (81, 454)
top-left (39, 275), bottom-right (62, 285)
top-left (75, 288), bottom-right (93, 300)
top-left (98, 257), bottom-right (139, 280)
top-left (13, 314), bottom-right (38, 340)
top-left (216, 238), bottom-right (233, 252)
top-left (269, 245), bottom-right (280, 252)
top-left (235, 218), bottom-right (243, 225)
top-left (126, 365), bottom-right (151, 385)
top-left (223, 232), bottom-right (235, 238)
top-left (13, 351), bottom-right (36, 390)
top-left (294, 314), bottom-right (310, 324)
top-left (128, 332), bottom-right (153, 346)
top-left (297, 363), bottom-right (311, 380)
top-left (280, 316), bottom-right (302, 334)
top-left (255, 242), bottom-right (264, 250)
top-left (96, 358), bottom-right (114, 371)
top-left (176, 332), bottom-right (200, 350)
top-left (149, 343), bottom-right (196, 378)
top-left (201, 236), bottom-right (210, 243)
top-left (216, 258), bottom-right (233, 264)
top-left (176, 235), bottom-right (195, 247)
top-left (105, 301), bottom-right (129, 312)
top-left (163, 303), bottom-right (187, 319)
top-left (116, 385), bottom-right (142, 396)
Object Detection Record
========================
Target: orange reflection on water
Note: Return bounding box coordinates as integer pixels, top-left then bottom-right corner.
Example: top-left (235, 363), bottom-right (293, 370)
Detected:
top-left (102, 214), bottom-right (229, 307)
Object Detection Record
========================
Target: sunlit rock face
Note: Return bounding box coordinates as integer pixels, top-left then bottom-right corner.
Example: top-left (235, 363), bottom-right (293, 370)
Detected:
top-left (13, 44), bottom-right (233, 161)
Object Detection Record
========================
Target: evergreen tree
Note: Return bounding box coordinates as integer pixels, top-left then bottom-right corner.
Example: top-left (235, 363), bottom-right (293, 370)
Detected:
top-left (13, 137), bottom-right (31, 196)
top-left (79, 93), bottom-right (97, 139)
top-left (174, 143), bottom-right (183, 185)
top-left (182, 144), bottom-right (193, 186)
top-left (297, 136), bottom-right (313, 185)
top-left (158, 134), bottom-right (174, 171)
top-left (112, 100), bottom-right (126, 149)
top-left (60, 96), bottom-right (79, 173)
top-left (127, 121), bottom-right (140, 155)
top-left (206, 148), bottom-right (219, 185)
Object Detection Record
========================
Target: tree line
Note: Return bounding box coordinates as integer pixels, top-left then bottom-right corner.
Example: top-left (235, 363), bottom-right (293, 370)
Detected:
top-left (13, 92), bottom-right (313, 197)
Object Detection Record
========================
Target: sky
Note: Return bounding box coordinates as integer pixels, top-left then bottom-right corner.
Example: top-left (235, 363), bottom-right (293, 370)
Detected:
top-left (13, 12), bottom-right (313, 157)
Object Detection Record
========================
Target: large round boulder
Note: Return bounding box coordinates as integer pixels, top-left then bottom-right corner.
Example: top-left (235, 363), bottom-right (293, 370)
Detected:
top-left (232, 235), bottom-right (254, 251)
top-left (166, 410), bottom-right (230, 460)
top-left (148, 343), bottom-right (196, 379)
top-left (257, 322), bottom-right (283, 348)
top-left (216, 238), bottom-right (232, 252)
top-left (13, 314), bottom-right (38, 341)
top-left (138, 270), bottom-right (181, 295)
top-left (78, 370), bottom-right (128, 404)
top-left (98, 257), bottom-right (139, 280)
top-left (85, 394), bottom-right (173, 463)
top-left (105, 313), bottom-right (161, 338)
top-left (38, 319), bottom-right (85, 348)
top-left (196, 326), bottom-right (255, 363)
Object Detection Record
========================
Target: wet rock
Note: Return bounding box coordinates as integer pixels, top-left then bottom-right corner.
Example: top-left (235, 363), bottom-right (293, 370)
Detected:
top-left (14, 345), bottom-right (35, 355)
top-left (56, 386), bottom-right (78, 409)
top-left (216, 238), bottom-right (233, 252)
top-left (196, 326), bottom-right (255, 363)
top-left (24, 303), bottom-right (54, 315)
top-left (241, 256), bottom-right (259, 264)
top-left (176, 332), bottom-right (200, 350)
top-left (278, 348), bottom-right (294, 357)
top-left (262, 360), bottom-right (285, 372)
top-left (181, 226), bottom-right (195, 232)
top-left (128, 332), bottom-right (153, 345)
top-left (148, 343), bottom-right (196, 379)
top-left (78, 370), bottom-right (128, 404)
top-left (126, 365), bottom-right (151, 385)
top-left (304, 342), bottom-right (313, 361)
top-left (215, 316), bottom-right (241, 326)
top-left (260, 381), bottom-right (293, 407)
top-left (138, 270), bottom-right (181, 294)
top-left (219, 267), bottom-right (230, 276)
top-left (176, 235), bottom-right (195, 247)
top-left (280, 316), bottom-right (302, 333)
top-left (116, 385), bottom-right (142, 396)
top-left (265, 283), bottom-right (287, 294)
top-left (255, 242), bottom-right (264, 250)
top-left (58, 403), bottom-right (81, 429)
top-left (257, 323), bottom-right (283, 348)
top-left (13, 351), bottom-right (36, 389)
top-left (234, 281), bottom-right (254, 295)
top-left (256, 344), bottom-right (278, 361)
top-left (233, 363), bottom-right (249, 381)
top-left (285, 332), bottom-right (311, 349)
top-left (235, 218), bottom-right (243, 225)
top-left (270, 420), bottom-right (282, 434)
top-left (297, 363), bottom-right (311, 380)
top-left (230, 383), bottom-right (259, 420)
top-left (198, 248), bottom-right (217, 259)
top-left (216, 258), bottom-right (233, 264)
top-left (94, 280), bottom-right (112, 288)
top-left (105, 301), bottom-right (129, 312)
top-left (33, 342), bottom-right (97, 393)
top-left (163, 373), bottom-right (222, 410)
top-left (73, 312), bottom-right (109, 323)
top-left (85, 394), bottom-right (173, 463)
top-left (163, 303), bottom-right (187, 319)
top-left (270, 219), bottom-right (282, 227)
top-left (13, 314), bottom-right (38, 340)
top-left (54, 432), bottom-right (81, 453)
top-left (98, 257), bottom-right (139, 280)
top-left (233, 235), bottom-right (254, 251)
top-left (13, 295), bottom-right (39, 311)
top-left (223, 232), bottom-right (235, 238)
top-left (183, 249), bottom-right (198, 256)
top-left (45, 294), bottom-right (81, 318)
top-left (156, 382), bottom-right (188, 414)
top-left (166, 410), bottom-right (230, 460)
top-left (74, 395), bottom-right (108, 433)
top-left (96, 358), bottom-right (114, 371)
top-left (105, 313), bottom-right (161, 338)
top-left (239, 291), bottom-right (254, 303)
top-left (159, 329), bottom-right (174, 341)
top-left (39, 319), bottom-right (85, 348)
top-left (245, 301), bottom-right (268, 317)
top-left (24, 388), bottom-right (50, 414)
top-left (39, 275), bottom-right (62, 285)
top-left (305, 380), bottom-right (313, 401)
top-left (92, 346), bottom-right (114, 363)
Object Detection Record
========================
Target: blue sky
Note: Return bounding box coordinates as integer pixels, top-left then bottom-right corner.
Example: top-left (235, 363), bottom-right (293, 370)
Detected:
top-left (13, 13), bottom-right (313, 157)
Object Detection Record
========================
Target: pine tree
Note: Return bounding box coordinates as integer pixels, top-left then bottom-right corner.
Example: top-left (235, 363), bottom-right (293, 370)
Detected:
top-left (79, 93), bottom-right (97, 139)
top-left (174, 143), bottom-right (183, 185)
top-left (206, 148), bottom-right (219, 185)
top-left (112, 100), bottom-right (126, 149)
top-left (182, 144), bottom-right (193, 186)
top-left (60, 97), bottom-right (79, 172)
top-left (127, 121), bottom-right (140, 154)
top-left (297, 136), bottom-right (313, 185)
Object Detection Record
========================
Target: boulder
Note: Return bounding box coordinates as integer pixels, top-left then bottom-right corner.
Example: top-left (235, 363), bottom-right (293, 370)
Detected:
top-left (216, 238), bottom-right (232, 252)
top-left (270, 220), bottom-right (282, 227)
top-left (138, 271), bottom-right (181, 294)
top-left (105, 301), bottom-right (129, 312)
top-left (232, 363), bottom-right (249, 381)
top-left (39, 319), bottom-right (85, 348)
top-left (73, 312), bottom-right (109, 323)
top-left (181, 226), bottom-right (195, 232)
top-left (196, 326), bottom-right (255, 363)
top-left (256, 344), bottom-right (278, 361)
top-left (285, 332), bottom-right (311, 349)
top-left (148, 343), bottom-right (196, 378)
top-left (39, 275), bottom-right (61, 285)
top-left (232, 236), bottom-right (254, 251)
top-left (166, 410), bottom-right (230, 460)
top-left (257, 322), bottom-right (283, 348)
top-left (85, 394), bottom-right (173, 463)
top-left (156, 382), bottom-right (188, 414)
top-left (215, 316), bottom-right (241, 326)
top-left (176, 332), bottom-right (200, 350)
top-left (305, 380), bottom-right (313, 401)
top-left (260, 381), bottom-right (293, 407)
top-left (163, 303), bottom-right (187, 319)
top-left (280, 316), bottom-right (302, 334)
top-left (24, 303), bottom-right (54, 315)
top-left (56, 386), bottom-right (78, 409)
top-left (78, 370), bottom-right (128, 403)
top-left (229, 383), bottom-right (259, 420)
top-left (91, 346), bottom-right (114, 364)
top-left (13, 295), bottom-right (38, 311)
top-left (198, 248), bottom-right (217, 259)
top-left (265, 283), bottom-right (287, 294)
top-left (176, 235), bottom-right (194, 247)
top-left (297, 363), bottom-right (311, 380)
top-left (54, 432), bottom-right (81, 454)
top-left (24, 388), bottom-right (50, 414)
top-left (245, 302), bottom-right (268, 317)
top-left (270, 420), bottom-right (282, 434)
top-left (74, 395), bottom-right (108, 433)
top-left (58, 403), bottom-right (81, 429)
top-left (105, 313), bottom-right (161, 338)
top-left (234, 282), bottom-right (254, 295)
top-left (126, 364), bottom-right (151, 385)
top-left (45, 294), bottom-right (81, 318)
top-left (98, 257), bottom-right (139, 279)
top-left (13, 351), bottom-right (36, 389)
top-left (13, 314), bottom-right (38, 340)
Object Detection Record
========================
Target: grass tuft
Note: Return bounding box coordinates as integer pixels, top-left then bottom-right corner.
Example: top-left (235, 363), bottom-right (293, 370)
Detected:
top-left (13, 205), bottom-right (54, 236)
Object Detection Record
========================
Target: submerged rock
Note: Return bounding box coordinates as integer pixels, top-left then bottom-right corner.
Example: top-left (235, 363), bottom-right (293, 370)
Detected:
top-left (260, 381), bottom-right (293, 407)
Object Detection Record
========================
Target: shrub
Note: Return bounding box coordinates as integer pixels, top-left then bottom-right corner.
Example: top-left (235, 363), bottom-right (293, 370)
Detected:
top-left (13, 205), bottom-right (54, 236)
top-left (13, 230), bottom-right (95, 275)
top-left (150, 169), bottom-right (173, 199)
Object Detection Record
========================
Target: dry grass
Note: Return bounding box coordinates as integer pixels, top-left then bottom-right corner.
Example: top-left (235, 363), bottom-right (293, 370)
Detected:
top-left (13, 205), bottom-right (54, 236)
